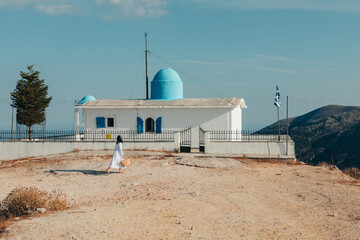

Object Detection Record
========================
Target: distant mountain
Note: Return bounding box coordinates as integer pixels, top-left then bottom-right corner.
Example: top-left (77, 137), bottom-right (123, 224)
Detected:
top-left (259, 105), bottom-right (360, 169)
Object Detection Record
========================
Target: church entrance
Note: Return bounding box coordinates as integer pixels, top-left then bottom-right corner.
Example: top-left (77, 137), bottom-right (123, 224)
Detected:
top-left (180, 127), bottom-right (191, 153)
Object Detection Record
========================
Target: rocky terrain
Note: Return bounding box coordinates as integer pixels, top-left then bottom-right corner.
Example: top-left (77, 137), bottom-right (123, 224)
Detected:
top-left (260, 105), bottom-right (360, 169)
top-left (1, 150), bottom-right (359, 239)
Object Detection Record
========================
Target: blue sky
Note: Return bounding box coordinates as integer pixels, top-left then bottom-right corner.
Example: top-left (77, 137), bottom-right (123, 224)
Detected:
top-left (1, 0), bottom-right (359, 130)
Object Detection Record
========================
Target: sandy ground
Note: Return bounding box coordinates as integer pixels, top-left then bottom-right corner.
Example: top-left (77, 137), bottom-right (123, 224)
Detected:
top-left (0, 150), bottom-right (359, 240)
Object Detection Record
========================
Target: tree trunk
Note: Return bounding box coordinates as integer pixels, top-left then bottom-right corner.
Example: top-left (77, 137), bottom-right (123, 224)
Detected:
top-left (28, 125), bottom-right (32, 141)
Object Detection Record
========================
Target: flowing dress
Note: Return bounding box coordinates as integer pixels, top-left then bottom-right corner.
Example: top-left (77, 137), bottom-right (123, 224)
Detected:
top-left (108, 142), bottom-right (126, 169)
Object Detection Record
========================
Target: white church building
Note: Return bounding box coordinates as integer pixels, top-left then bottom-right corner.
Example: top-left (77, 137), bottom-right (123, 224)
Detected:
top-left (74, 68), bottom-right (247, 148)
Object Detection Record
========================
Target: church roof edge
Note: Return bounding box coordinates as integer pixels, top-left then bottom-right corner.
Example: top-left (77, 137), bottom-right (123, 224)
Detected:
top-left (76, 98), bottom-right (247, 109)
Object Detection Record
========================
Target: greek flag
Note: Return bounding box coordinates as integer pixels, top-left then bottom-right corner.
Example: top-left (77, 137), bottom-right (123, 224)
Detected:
top-left (274, 85), bottom-right (281, 108)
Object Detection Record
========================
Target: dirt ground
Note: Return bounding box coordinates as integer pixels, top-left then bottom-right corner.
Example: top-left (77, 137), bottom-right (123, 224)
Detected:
top-left (0, 150), bottom-right (359, 240)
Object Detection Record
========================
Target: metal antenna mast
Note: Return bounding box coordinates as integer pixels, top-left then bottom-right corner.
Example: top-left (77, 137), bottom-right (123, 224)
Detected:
top-left (145, 33), bottom-right (149, 99)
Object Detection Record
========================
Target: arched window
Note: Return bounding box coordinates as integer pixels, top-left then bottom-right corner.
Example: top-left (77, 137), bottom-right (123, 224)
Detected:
top-left (145, 118), bottom-right (154, 132)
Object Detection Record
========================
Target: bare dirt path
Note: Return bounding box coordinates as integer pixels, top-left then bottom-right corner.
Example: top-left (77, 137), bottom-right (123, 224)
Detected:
top-left (1, 150), bottom-right (359, 240)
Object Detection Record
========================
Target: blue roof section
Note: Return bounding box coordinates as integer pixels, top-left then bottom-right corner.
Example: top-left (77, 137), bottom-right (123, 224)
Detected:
top-left (78, 95), bottom-right (96, 104)
top-left (153, 68), bottom-right (182, 82)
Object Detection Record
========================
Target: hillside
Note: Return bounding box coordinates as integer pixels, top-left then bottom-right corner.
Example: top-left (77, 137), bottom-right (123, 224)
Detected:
top-left (260, 105), bottom-right (360, 169)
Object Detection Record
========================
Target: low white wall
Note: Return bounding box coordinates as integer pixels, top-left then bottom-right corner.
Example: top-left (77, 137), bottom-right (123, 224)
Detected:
top-left (0, 133), bottom-right (180, 161)
top-left (204, 132), bottom-right (295, 158)
top-left (0, 132), bottom-right (295, 161)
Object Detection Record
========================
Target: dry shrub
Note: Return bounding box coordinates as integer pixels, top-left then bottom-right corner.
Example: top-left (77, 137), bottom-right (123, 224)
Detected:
top-left (0, 220), bottom-right (8, 233)
top-left (0, 187), bottom-right (69, 218)
top-left (318, 162), bottom-right (330, 167)
top-left (344, 168), bottom-right (360, 180)
top-left (47, 190), bottom-right (69, 211)
top-left (1, 187), bottom-right (48, 218)
top-left (294, 159), bottom-right (305, 165)
top-left (163, 150), bottom-right (175, 158)
top-left (318, 162), bottom-right (336, 170)
top-left (73, 148), bottom-right (80, 153)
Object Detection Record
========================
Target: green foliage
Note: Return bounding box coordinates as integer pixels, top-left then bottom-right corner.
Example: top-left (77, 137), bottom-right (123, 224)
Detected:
top-left (10, 65), bottom-right (52, 136)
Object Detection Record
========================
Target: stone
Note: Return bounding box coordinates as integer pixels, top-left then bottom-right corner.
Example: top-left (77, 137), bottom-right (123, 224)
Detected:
top-left (37, 208), bottom-right (46, 213)
top-left (145, 156), bottom-right (160, 159)
top-left (154, 160), bottom-right (169, 166)
top-left (25, 210), bottom-right (35, 215)
top-left (188, 191), bottom-right (200, 197)
top-left (121, 182), bottom-right (140, 187)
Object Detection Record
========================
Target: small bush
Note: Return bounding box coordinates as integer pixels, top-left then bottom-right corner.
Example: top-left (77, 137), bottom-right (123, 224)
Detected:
top-left (318, 162), bottom-right (330, 167)
top-left (0, 220), bottom-right (8, 233)
top-left (47, 190), bottom-right (69, 211)
top-left (0, 187), bottom-right (69, 218)
top-left (344, 167), bottom-right (360, 180)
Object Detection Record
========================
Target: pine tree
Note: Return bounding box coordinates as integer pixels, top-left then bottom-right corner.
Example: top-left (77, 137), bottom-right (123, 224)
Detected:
top-left (10, 65), bottom-right (52, 140)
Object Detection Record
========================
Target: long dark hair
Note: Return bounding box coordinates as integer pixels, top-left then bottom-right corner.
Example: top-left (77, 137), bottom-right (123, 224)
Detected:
top-left (116, 135), bottom-right (123, 144)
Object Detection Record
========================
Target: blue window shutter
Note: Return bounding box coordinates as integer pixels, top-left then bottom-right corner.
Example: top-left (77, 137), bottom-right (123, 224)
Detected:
top-left (96, 117), bottom-right (105, 128)
top-left (137, 117), bottom-right (143, 134)
top-left (156, 117), bottom-right (162, 133)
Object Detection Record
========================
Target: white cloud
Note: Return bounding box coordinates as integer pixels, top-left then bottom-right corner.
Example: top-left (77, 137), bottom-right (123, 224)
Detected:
top-left (251, 65), bottom-right (295, 74)
top-left (222, 81), bottom-right (250, 86)
top-left (0, 0), bottom-right (53, 6)
top-left (98, 0), bottom-right (168, 18)
top-left (184, 59), bottom-right (234, 66)
top-left (184, 59), bottom-right (295, 74)
top-left (0, 0), bottom-right (29, 6)
top-left (1, 0), bottom-right (359, 20)
top-left (310, 68), bottom-right (319, 73)
top-left (35, 4), bottom-right (74, 15)
top-left (0, 0), bottom-right (168, 18)
top-left (189, 0), bottom-right (360, 12)
top-left (256, 55), bottom-right (291, 62)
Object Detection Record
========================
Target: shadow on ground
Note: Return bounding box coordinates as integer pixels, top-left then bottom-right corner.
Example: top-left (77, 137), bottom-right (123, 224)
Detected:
top-left (44, 169), bottom-right (109, 176)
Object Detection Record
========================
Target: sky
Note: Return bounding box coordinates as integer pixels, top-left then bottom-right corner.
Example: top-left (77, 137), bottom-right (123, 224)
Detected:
top-left (1, 0), bottom-right (359, 130)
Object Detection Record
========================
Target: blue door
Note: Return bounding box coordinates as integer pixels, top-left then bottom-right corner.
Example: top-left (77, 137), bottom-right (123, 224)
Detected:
top-left (137, 117), bottom-right (143, 134)
top-left (156, 117), bottom-right (162, 133)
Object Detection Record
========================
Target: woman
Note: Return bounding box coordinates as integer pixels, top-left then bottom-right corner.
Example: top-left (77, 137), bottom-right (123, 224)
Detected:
top-left (106, 135), bottom-right (126, 174)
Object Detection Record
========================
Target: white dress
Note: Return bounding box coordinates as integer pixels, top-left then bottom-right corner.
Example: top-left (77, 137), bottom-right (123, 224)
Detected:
top-left (108, 142), bottom-right (126, 169)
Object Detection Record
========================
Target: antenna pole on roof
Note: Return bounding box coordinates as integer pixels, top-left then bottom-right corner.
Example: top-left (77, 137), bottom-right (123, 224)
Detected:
top-left (145, 33), bottom-right (149, 100)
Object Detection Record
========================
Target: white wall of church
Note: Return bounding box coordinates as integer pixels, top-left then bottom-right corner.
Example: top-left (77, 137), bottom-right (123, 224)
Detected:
top-left (83, 109), bottom-right (137, 130)
top-left (82, 107), bottom-right (242, 149)
top-left (82, 107), bottom-right (242, 131)
top-left (230, 106), bottom-right (242, 130)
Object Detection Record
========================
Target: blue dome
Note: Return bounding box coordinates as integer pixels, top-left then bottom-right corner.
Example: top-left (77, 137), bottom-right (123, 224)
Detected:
top-left (78, 95), bottom-right (96, 104)
top-left (153, 68), bottom-right (182, 82)
top-left (151, 68), bottom-right (183, 100)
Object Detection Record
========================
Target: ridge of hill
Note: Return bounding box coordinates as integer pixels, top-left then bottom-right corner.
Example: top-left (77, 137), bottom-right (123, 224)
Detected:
top-left (260, 105), bottom-right (360, 169)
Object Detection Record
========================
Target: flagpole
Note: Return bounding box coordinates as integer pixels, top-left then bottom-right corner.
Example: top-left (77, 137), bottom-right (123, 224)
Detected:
top-left (277, 107), bottom-right (280, 141)
top-left (286, 96), bottom-right (289, 155)
top-left (274, 85), bottom-right (281, 142)
top-left (11, 107), bottom-right (14, 140)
